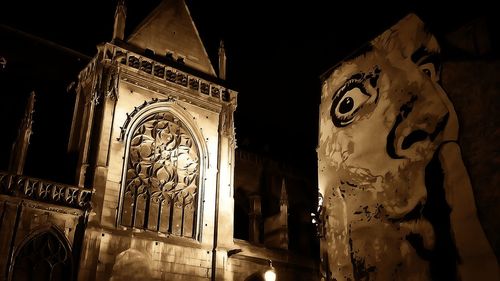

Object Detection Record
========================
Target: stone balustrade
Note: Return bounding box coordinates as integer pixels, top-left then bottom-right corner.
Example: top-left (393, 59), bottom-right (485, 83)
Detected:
top-left (103, 44), bottom-right (233, 103)
top-left (0, 171), bottom-right (92, 210)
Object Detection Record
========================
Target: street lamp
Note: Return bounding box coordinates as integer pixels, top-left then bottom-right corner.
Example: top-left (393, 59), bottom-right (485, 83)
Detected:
top-left (263, 260), bottom-right (276, 281)
top-left (244, 259), bottom-right (277, 281)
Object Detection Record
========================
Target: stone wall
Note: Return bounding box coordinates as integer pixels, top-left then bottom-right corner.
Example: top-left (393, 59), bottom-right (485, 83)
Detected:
top-left (442, 60), bottom-right (500, 260)
top-left (78, 227), bottom-right (213, 281)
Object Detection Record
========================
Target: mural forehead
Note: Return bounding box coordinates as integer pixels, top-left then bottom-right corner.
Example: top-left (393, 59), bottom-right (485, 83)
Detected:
top-left (322, 13), bottom-right (440, 88)
top-left (371, 13), bottom-right (439, 56)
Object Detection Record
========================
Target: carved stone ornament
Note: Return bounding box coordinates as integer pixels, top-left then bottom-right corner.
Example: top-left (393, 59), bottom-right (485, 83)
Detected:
top-left (118, 97), bottom-right (176, 141)
top-left (120, 111), bottom-right (199, 238)
top-left (103, 64), bottom-right (120, 101)
top-left (0, 171), bottom-right (92, 210)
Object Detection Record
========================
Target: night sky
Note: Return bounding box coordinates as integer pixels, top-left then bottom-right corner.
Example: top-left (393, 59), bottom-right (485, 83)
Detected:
top-left (1, 0), bottom-right (497, 180)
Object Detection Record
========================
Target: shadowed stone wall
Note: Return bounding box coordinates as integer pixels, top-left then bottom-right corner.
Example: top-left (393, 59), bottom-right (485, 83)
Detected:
top-left (442, 60), bottom-right (500, 260)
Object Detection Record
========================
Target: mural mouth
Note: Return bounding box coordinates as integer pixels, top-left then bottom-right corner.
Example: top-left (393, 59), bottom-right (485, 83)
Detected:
top-left (391, 203), bottom-right (435, 261)
top-left (383, 112), bottom-right (453, 261)
top-left (403, 145), bottom-right (457, 272)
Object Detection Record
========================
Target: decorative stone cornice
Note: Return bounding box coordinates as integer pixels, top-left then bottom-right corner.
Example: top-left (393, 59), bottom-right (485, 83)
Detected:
top-left (119, 71), bottom-right (223, 113)
top-left (77, 43), bottom-right (237, 106)
top-left (0, 171), bottom-right (92, 210)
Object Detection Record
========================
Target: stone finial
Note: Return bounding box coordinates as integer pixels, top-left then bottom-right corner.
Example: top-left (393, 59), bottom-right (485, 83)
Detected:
top-left (218, 40), bottom-right (226, 80)
top-left (112, 0), bottom-right (127, 41)
top-left (280, 177), bottom-right (288, 206)
top-left (9, 91), bottom-right (36, 175)
top-left (0, 56), bottom-right (7, 70)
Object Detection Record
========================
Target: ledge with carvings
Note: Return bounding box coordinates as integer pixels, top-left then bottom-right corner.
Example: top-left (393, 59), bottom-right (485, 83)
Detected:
top-left (0, 171), bottom-right (92, 210)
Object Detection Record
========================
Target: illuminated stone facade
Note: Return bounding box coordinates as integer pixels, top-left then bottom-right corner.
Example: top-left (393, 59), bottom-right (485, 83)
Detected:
top-left (72, 45), bottom-right (236, 281)
top-left (0, 1), bottom-right (319, 280)
top-left (69, 1), bottom-right (240, 279)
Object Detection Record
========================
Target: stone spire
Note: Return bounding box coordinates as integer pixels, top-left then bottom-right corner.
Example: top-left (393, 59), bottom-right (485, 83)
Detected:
top-left (218, 40), bottom-right (226, 80)
top-left (248, 195), bottom-right (262, 244)
top-left (279, 178), bottom-right (289, 249)
top-left (9, 91), bottom-right (36, 175)
top-left (0, 56), bottom-right (6, 70)
top-left (280, 177), bottom-right (288, 207)
top-left (112, 0), bottom-right (127, 41)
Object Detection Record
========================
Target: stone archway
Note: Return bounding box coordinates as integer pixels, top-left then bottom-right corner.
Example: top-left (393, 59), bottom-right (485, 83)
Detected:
top-left (10, 227), bottom-right (72, 281)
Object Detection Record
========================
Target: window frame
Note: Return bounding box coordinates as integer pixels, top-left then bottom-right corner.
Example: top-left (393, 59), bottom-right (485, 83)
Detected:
top-left (117, 102), bottom-right (207, 241)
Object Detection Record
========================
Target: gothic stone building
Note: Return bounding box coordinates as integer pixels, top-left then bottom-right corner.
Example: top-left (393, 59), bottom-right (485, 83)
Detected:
top-left (0, 1), bottom-right (318, 280)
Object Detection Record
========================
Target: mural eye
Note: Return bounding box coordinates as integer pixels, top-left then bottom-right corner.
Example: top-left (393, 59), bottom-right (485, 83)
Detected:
top-left (419, 62), bottom-right (438, 82)
top-left (331, 85), bottom-right (370, 127)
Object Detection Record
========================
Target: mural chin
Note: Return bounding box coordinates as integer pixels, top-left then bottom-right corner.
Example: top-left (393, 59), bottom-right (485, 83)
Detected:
top-left (348, 222), bottom-right (431, 280)
top-left (321, 142), bottom-right (455, 280)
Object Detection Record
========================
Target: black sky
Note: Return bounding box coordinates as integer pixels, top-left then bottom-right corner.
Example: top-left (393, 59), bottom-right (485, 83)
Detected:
top-left (1, 0), bottom-right (497, 179)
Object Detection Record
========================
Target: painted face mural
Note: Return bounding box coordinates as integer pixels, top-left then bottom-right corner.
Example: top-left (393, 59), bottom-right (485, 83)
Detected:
top-left (317, 14), bottom-right (499, 280)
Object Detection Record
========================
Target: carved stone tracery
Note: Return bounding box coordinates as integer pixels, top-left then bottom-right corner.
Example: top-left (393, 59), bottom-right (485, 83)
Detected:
top-left (121, 112), bottom-right (199, 238)
top-left (11, 229), bottom-right (72, 281)
top-left (118, 97), bottom-right (176, 141)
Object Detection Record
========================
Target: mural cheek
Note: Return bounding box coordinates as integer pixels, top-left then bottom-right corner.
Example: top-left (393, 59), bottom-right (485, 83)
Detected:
top-left (349, 221), bottom-right (404, 279)
top-left (379, 162), bottom-right (427, 218)
top-left (342, 96), bottom-right (397, 176)
top-left (322, 188), bottom-right (355, 280)
top-left (319, 130), bottom-right (352, 185)
top-left (323, 138), bottom-right (343, 167)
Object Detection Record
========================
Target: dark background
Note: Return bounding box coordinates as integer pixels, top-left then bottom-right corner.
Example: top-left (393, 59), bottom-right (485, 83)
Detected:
top-left (0, 0), bottom-right (498, 179)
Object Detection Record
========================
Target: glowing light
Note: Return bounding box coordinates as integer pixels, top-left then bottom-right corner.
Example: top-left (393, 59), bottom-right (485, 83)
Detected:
top-left (263, 260), bottom-right (277, 281)
top-left (263, 269), bottom-right (276, 281)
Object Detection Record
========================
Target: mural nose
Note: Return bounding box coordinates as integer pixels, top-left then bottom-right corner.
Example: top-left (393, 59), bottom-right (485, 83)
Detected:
top-left (395, 112), bottom-right (449, 158)
top-left (401, 129), bottom-right (429, 150)
top-left (402, 113), bottom-right (449, 150)
top-left (384, 80), bottom-right (454, 159)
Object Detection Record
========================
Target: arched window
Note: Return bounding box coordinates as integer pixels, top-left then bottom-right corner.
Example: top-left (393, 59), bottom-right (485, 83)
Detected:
top-left (120, 111), bottom-right (200, 238)
top-left (10, 227), bottom-right (73, 281)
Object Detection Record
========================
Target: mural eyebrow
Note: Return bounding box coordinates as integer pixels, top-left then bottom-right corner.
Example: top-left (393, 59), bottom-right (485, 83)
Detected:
top-left (349, 73), bottom-right (364, 81)
top-left (411, 46), bottom-right (441, 70)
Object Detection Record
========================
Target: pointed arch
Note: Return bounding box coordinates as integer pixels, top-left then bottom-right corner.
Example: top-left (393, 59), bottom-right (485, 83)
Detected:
top-left (8, 225), bottom-right (73, 281)
top-left (118, 100), bottom-right (207, 240)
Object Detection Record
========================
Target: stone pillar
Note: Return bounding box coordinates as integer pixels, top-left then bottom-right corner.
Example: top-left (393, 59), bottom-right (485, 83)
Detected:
top-left (248, 195), bottom-right (261, 244)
